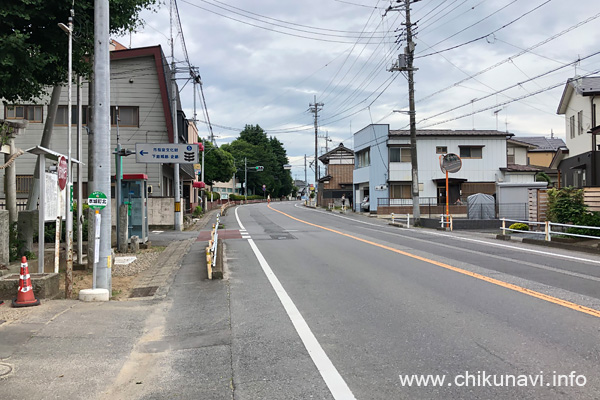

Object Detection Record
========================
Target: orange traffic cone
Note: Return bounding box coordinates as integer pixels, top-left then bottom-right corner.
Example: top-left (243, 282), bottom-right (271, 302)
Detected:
top-left (12, 256), bottom-right (40, 308)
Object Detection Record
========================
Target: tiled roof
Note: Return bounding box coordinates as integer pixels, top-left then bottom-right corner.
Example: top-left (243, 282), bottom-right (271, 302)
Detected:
top-left (389, 129), bottom-right (513, 137)
top-left (576, 77), bottom-right (600, 94)
top-left (511, 136), bottom-right (566, 151)
top-left (501, 164), bottom-right (541, 172)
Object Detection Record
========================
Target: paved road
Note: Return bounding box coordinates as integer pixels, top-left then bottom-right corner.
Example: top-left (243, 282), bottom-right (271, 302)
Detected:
top-left (224, 201), bottom-right (600, 399)
top-left (1, 202), bottom-right (599, 399)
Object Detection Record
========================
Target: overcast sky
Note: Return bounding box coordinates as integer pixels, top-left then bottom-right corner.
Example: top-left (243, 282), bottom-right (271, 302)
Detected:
top-left (116, 0), bottom-right (599, 183)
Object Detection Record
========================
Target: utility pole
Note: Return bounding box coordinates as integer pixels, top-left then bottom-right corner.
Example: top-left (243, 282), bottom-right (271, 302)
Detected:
top-left (244, 157), bottom-right (247, 202)
top-left (309, 95), bottom-right (323, 206)
top-left (93, 0), bottom-right (111, 292)
top-left (388, 0), bottom-right (421, 225)
top-left (170, 0), bottom-right (181, 230)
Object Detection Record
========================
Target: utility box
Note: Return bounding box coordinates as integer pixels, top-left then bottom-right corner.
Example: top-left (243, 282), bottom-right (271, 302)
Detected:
top-left (121, 174), bottom-right (149, 243)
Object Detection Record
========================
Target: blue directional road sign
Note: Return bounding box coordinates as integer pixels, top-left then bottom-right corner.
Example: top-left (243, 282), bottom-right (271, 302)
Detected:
top-left (135, 143), bottom-right (199, 164)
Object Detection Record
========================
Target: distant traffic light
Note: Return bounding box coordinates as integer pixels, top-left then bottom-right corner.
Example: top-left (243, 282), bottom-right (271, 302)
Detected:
top-left (255, 166), bottom-right (264, 171)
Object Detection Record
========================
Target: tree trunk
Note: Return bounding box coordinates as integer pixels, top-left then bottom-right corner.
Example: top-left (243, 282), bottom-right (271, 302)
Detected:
top-left (26, 85), bottom-right (62, 210)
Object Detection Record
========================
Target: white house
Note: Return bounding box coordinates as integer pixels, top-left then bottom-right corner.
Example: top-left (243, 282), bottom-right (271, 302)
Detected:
top-left (353, 124), bottom-right (537, 212)
top-left (556, 76), bottom-right (600, 187)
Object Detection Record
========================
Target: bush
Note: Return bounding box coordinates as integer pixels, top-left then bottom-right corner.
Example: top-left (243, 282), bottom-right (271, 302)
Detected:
top-left (567, 211), bottom-right (600, 237)
top-left (207, 191), bottom-right (220, 201)
top-left (193, 205), bottom-right (203, 217)
top-left (547, 187), bottom-right (587, 224)
top-left (509, 222), bottom-right (529, 231)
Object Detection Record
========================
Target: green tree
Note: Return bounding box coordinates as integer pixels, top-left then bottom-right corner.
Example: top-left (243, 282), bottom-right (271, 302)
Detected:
top-left (0, 0), bottom-right (158, 102)
top-left (547, 187), bottom-right (587, 223)
top-left (202, 140), bottom-right (235, 186)
top-left (221, 140), bottom-right (262, 195)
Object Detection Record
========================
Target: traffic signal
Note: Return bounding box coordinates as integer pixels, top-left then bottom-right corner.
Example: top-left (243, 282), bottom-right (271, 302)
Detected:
top-left (255, 166), bottom-right (264, 171)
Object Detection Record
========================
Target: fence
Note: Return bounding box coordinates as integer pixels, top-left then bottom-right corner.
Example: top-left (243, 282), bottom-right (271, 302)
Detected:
top-left (501, 218), bottom-right (600, 241)
top-left (377, 197), bottom-right (527, 219)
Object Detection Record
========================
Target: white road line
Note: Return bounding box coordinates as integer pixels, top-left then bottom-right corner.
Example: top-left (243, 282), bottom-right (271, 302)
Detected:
top-left (235, 207), bottom-right (356, 400)
top-left (293, 203), bottom-right (600, 266)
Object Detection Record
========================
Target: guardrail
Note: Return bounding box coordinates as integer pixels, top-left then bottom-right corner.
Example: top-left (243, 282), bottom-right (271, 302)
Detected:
top-left (501, 218), bottom-right (600, 241)
top-left (440, 214), bottom-right (453, 231)
top-left (390, 213), bottom-right (411, 228)
top-left (206, 212), bottom-right (221, 279)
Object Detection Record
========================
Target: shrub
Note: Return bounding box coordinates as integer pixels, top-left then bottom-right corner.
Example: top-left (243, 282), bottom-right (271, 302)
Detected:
top-left (509, 222), bottom-right (529, 231)
top-left (193, 205), bottom-right (203, 217)
top-left (567, 211), bottom-right (600, 237)
top-left (207, 191), bottom-right (220, 201)
top-left (547, 187), bottom-right (587, 224)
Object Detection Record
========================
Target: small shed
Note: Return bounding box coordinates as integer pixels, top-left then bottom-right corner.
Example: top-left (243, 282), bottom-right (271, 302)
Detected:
top-left (467, 193), bottom-right (495, 220)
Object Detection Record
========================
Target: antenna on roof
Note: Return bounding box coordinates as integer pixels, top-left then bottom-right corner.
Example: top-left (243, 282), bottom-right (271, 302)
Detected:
top-left (551, 129), bottom-right (554, 139)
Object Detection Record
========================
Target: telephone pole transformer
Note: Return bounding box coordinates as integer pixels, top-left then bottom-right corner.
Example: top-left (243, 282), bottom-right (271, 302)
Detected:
top-left (388, 0), bottom-right (421, 225)
top-left (309, 96), bottom-right (323, 206)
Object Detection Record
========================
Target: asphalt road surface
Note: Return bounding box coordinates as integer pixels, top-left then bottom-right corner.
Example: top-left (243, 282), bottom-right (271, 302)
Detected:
top-left (224, 201), bottom-right (600, 399)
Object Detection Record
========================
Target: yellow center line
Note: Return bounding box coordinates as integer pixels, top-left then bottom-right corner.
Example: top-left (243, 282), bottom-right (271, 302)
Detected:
top-left (268, 204), bottom-right (600, 319)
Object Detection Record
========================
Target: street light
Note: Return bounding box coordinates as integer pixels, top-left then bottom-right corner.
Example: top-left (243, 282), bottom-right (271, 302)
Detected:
top-left (58, 11), bottom-right (74, 297)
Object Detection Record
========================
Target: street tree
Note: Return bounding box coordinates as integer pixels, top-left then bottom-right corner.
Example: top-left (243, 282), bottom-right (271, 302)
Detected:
top-left (202, 140), bottom-right (235, 187)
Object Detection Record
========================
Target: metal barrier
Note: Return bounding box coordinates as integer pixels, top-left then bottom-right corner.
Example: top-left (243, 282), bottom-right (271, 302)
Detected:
top-left (440, 214), bottom-right (453, 231)
top-left (501, 218), bottom-right (600, 241)
top-left (390, 212), bottom-right (411, 228)
top-left (206, 212), bottom-right (221, 279)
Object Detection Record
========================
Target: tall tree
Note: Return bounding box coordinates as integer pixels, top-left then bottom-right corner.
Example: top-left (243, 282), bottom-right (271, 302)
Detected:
top-left (0, 0), bottom-right (158, 102)
top-left (202, 140), bottom-right (235, 187)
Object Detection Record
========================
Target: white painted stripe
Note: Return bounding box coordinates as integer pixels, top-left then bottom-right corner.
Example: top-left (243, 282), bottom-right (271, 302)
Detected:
top-left (236, 206), bottom-right (355, 399)
top-left (235, 206), bottom-right (246, 231)
top-left (152, 230), bottom-right (164, 234)
top-left (294, 203), bottom-right (600, 266)
top-left (247, 239), bottom-right (356, 400)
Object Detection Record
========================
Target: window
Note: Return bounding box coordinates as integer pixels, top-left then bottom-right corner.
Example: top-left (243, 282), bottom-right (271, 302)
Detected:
top-left (5, 105), bottom-right (43, 122)
top-left (507, 147), bottom-right (515, 164)
top-left (110, 106), bottom-right (139, 127)
top-left (16, 175), bottom-right (34, 193)
top-left (570, 115), bottom-right (575, 139)
top-left (436, 146), bottom-right (447, 154)
top-left (356, 148), bottom-right (370, 168)
top-left (578, 111), bottom-right (584, 135)
top-left (390, 147), bottom-right (411, 163)
top-left (390, 183), bottom-right (411, 199)
top-left (459, 146), bottom-right (483, 159)
top-left (55, 105), bottom-right (89, 126)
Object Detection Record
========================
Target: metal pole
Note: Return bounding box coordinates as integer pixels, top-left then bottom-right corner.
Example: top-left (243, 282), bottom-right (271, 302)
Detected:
top-left (65, 11), bottom-right (74, 298)
top-left (38, 156), bottom-right (45, 274)
top-left (171, 0), bottom-right (181, 231)
top-left (445, 169), bottom-right (449, 218)
top-left (93, 0), bottom-right (111, 291)
top-left (115, 106), bottom-right (121, 251)
top-left (244, 157), bottom-right (247, 203)
top-left (77, 75), bottom-right (83, 264)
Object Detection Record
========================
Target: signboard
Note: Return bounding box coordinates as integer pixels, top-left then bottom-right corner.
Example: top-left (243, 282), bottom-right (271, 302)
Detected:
top-left (58, 156), bottom-right (68, 190)
top-left (88, 191), bottom-right (108, 210)
top-left (262, 184), bottom-right (266, 192)
top-left (44, 172), bottom-right (65, 221)
top-left (135, 143), bottom-right (199, 164)
top-left (440, 153), bottom-right (462, 174)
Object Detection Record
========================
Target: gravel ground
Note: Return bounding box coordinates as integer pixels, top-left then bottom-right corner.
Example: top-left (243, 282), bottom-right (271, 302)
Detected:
top-left (112, 249), bottom-right (163, 277)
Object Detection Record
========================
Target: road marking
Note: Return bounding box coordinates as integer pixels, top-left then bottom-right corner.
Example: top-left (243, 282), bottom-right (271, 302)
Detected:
top-left (270, 204), bottom-right (600, 319)
top-left (294, 203), bottom-right (600, 266)
top-left (235, 207), bottom-right (356, 399)
top-left (360, 226), bottom-right (600, 283)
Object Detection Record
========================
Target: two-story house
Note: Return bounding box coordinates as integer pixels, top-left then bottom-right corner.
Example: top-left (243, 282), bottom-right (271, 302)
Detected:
top-left (556, 76), bottom-right (600, 187)
top-left (1, 44), bottom-right (198, 223)
top-left (353, 124), bottom-right (523, 213)
top-left (317, 143), bottom-right (354, 207)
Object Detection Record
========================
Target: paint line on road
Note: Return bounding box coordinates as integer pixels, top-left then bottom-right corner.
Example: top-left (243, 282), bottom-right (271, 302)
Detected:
top-left (235, 207), bottom-right (357, 400)
top-left (271, 204), bottom-right (600, 319)
top-left (294, 202), bottom-right (600, 266)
